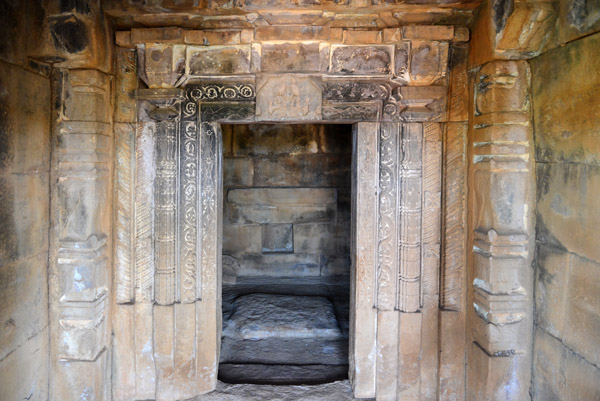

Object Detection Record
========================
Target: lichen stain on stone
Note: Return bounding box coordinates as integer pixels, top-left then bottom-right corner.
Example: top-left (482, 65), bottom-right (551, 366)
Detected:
top-left (49, 15), bottom-right (89, 54)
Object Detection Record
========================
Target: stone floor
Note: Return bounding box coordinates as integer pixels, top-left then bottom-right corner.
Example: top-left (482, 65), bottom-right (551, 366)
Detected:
top-left (219, 277), bottom-right (350, 385)
top-left (193, 380), bottom-right (369, 401)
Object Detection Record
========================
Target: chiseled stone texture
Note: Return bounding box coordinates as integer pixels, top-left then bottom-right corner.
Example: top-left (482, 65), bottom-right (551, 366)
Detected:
top-left (0, 59), bottom-right (50, 401)
top-left (223, 294), bottom-right (342, 340)
top-left (532, 31), bottom-right (600, 400)
top-left (223, 124), bottom-right (352, 278)
top-left (187, 45), bottom-right (252, 75)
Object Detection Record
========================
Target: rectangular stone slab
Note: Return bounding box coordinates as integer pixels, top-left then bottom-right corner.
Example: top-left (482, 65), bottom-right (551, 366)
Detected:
top-left (222, 293), bottom-right (343, 340)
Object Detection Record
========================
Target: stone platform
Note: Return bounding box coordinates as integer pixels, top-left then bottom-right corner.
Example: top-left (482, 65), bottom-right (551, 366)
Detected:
top-left (219, 279), bottom-right (349, 385)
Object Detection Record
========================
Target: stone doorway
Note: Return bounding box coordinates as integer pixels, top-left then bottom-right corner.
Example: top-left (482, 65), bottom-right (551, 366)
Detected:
top-left (218, 123), bottom-right (352, 385)
top-left (115, 49), bottom-right (453, 399)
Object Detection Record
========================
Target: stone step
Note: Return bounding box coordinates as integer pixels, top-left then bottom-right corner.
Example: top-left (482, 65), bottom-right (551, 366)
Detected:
top-left (220, 337), bottom-right (348, 365)
top-left (218, 364), bottom-right (349, 385)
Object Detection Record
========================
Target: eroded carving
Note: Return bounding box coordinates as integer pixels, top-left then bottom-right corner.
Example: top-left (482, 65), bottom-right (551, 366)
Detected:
top-left (256, 75), bottom-right (322, 121)
top-left (322, 103), bottom-right (380, 121)
top-left (323, 80), bottom-right (391, 102)
top-left (377, 123), bottom-right (399, 311)
top-left (201, 102), bottom-right (255, 122)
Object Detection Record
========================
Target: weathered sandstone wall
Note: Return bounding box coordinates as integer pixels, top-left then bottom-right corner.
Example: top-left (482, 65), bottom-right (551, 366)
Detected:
top-left (0, 59), bottom-right (51, 401)
top-left (531, 31), bottom-right (600, 401)
top-left (222, 123), bottom-right (352, 278)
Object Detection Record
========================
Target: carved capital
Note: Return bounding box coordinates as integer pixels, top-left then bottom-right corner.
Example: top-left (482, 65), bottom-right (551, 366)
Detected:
top-left (137, 88), bottom-right (186, 121)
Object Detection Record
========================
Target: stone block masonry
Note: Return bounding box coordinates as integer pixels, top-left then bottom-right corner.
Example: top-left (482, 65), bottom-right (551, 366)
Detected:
top-left (222, 124), bottom-right (352, 278)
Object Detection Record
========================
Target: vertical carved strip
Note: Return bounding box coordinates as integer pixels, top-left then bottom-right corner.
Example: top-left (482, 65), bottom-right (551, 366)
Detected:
top-left (154, 120), bottom-right (178, 305)
top-left (198, 122), bottom-right (218, 300)
top-left (112, 47), bottom-right (138, 401)
top-left (135, 121), bottom-right (155, 303)
top-left (397, 123), bottom-right (423, 312)
top-left (420, 122), bottom-right (442, 399)
top-left (438, 122), bottom-right (468, 401)
top-left (180, 120), bottom-right (199, 303)
top-left (134, 118), bottom-right (157, 400)
top-left (377, 122), bottom-right (399, 310)
top-left (195, 122), bottom-right (222, 393)
top-left (421, 122), bottom-right (442, 296)
top-left (441, 122), bottom-right (467, 310)
top-left (115, 123), bottom-right (135, 303)
top-left (350, 123), bottom-right (379, 398)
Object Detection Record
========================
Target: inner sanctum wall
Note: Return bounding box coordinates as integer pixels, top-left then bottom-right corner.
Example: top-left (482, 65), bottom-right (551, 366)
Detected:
top-left (1, 1), bottom-right (599, 401)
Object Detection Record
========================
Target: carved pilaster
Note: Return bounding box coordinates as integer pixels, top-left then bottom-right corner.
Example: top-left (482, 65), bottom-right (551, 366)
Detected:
top-left (138, 89), bottom-right (186, 306)
top-left (467, 60), bottom-right (534, 401)
top-left (49, 69), bottom-right (113, 401)
top-left (398, 123), bottom-right (423, 312)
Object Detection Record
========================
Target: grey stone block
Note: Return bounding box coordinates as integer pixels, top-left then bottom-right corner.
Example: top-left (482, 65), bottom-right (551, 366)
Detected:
top-left (224, 158), bottom-right (254, 186)
top-left (223, 224), bottom-right (262, 255)
top-left (262, 224), bottom-right (293, 254)
top-left (227, 188), bottom-right (337, 224)
top-left (237, 254), bottom-right (321, 277)
top-left (294, 222), bottom-right (351, 254)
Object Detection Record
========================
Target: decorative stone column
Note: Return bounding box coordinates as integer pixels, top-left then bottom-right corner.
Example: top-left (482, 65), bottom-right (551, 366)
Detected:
top-left (48, 69), bottom-right (113, 401)
top-left (466, 60), bottom-right (535, 400)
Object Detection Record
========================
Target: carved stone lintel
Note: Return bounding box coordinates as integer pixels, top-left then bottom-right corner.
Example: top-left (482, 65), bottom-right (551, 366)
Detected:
top-left (322, 102), bottom-right (381, 122)
top-left (200, 102), bottom-right (255, 122)
top-left (323, 80), bottom-right (391, 102)
top-left (188, 82), bottom-right (255, 102)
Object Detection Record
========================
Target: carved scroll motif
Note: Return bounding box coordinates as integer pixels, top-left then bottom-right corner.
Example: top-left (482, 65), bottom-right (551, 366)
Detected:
top-left (397, 123), bottom-right (423, 312)
top-left (188, 83), bottom-right (255, 102)
top-left (180, 120), bottom-right (199, 303)
top-left (377, 123), bottom-right (399, 310)
top-left (199, 122), bottom-right (219, 300)
top-left (154, 119), bottom-right (179, 305)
